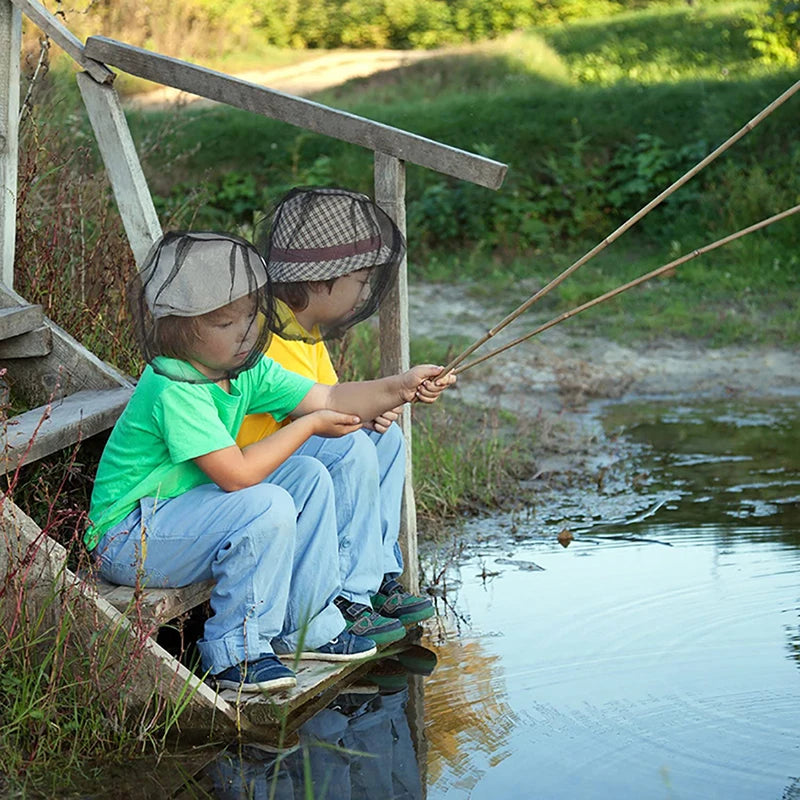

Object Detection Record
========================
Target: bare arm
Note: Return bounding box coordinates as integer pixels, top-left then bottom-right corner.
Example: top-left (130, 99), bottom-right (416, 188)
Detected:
top-left (293, 365), bottom-right (454, 421)
top-left (194, 410), bottom-right (361, 491)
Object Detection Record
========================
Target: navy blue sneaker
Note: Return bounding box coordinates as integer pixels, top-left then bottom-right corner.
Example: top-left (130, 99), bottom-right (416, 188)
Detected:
top-left (311, 631), bottom-right (377, 661)
top-left (276, 630), bottom-right (377, 662)
top-left (212, 654), bottom-right (296, 692)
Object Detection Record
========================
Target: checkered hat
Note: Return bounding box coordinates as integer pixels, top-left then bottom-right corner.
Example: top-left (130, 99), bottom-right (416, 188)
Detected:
top-left (260, 187), bottom-right (404, 341)
top-left (131, 231), bottom-right (274, 382)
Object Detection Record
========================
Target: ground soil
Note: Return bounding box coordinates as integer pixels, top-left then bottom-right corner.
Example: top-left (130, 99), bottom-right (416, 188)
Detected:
top-left (409, 282), bottom-right (800, 478)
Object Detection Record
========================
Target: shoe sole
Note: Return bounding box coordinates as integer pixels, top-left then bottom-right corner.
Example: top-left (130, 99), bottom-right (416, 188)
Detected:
top-left (214, 675), bottom-right (297, 692)
top-left (395, 605), bottom-right (436, 625)
top-left (278, 643), bottom-right (378, 662)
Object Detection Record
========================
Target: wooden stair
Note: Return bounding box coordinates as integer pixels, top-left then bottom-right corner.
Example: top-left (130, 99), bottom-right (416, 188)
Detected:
top-left (0, 284), bottom-right (135, 474)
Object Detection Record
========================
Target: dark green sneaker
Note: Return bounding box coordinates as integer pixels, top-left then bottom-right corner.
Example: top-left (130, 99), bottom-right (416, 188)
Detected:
top-left (371, 576), bottom-right (435, 626)
top-left (334, 596), bottom-right (406, 646)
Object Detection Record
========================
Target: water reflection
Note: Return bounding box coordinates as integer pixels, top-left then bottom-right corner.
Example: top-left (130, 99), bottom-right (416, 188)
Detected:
top-left (205, 648), bottom-right (435, 800)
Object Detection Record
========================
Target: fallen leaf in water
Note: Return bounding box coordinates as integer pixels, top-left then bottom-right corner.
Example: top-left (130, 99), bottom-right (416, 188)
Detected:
top-left (557, 528), bottom-right (573, 548)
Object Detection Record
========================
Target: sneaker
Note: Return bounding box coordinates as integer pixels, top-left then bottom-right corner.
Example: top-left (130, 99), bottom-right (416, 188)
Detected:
top-left (309, 631), bottom-right (378, 662)
top-left (212, 654), bottom-right (297, 692)
top-left (334, 596), bottom-right (407, 645)
top-left (371, 576), bottom-right (435, 626)
top-left (276, 630), bottom-right (378, 662)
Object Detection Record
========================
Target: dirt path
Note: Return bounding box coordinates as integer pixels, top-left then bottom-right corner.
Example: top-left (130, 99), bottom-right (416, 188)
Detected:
top-left (128, 49), bottom-right (441, 110)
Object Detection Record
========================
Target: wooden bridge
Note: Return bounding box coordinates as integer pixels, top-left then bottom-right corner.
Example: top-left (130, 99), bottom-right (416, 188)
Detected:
top-left (0, 0), bottom-right (507, 738)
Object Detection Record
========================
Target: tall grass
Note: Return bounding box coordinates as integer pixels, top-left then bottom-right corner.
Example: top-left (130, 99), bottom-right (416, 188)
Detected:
top-left (0, 481), bottom-right (200, 794)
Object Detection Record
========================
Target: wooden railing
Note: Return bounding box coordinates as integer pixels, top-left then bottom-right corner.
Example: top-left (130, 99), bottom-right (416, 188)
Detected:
top-left (2, 0), bottom-right (509, 589)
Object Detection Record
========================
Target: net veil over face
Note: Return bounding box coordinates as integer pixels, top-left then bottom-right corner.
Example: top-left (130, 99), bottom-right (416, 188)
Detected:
top-left (259, 187), bottom-right (405, 343)
top-left (131, 231), bottom-right (275, 383)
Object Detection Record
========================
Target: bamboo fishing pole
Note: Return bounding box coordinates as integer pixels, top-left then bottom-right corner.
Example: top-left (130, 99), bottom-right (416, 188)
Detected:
top-left (450, 203), bottom-right (800, 376)
top-left (439, 78), bottom-right (800, 376)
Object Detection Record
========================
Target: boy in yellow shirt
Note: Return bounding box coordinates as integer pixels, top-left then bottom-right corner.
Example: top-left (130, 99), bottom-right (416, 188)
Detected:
top-left (237, 187), bottom-right (439, 645)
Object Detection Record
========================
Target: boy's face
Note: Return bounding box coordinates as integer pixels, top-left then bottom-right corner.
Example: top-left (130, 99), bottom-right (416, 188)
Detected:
top-left (306, 268), bottom-right (372, 327)
top-left (187, 294), bottom-right (260, 379)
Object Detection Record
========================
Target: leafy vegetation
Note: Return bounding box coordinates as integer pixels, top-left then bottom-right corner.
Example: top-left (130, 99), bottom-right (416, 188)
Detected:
top-left (102, 1), bottom-right (798, 346)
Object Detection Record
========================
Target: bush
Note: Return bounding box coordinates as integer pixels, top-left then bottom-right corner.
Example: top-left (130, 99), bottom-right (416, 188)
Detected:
top-left (746, 0), bottom-right (800, 64)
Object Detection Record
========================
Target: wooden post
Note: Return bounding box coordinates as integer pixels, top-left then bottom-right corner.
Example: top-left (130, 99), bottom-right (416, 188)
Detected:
top-left (76, 72), bottom-right (161, 265)
top-left (374, 150), bottom-right (419, 593)
top-left (0, 0), bottom-right (21, 289)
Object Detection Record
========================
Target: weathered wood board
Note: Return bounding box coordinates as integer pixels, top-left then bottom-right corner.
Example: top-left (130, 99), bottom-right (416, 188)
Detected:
top-left (0, 325), bottom-right (52, 358)
top-left (0, 304), bottom-right (43, 340)
top-left (0, 285), bottom-right (134, 407)
top-left (8, 0), bottom-right (114, 83)
top-left (1, 386), bottom-right (134, 474)
top-left (83, 36), bottom-right (507, 190)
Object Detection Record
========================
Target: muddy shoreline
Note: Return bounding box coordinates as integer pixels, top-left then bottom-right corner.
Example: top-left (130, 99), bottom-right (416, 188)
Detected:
top-left (409, 282), bottom-right (800, 488)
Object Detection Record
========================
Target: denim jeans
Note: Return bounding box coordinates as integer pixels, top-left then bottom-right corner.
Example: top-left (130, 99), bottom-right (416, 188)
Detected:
top-left (293, 423), bottom-right (405, 605)
top-left (94, 455), bottom-right (345, 675)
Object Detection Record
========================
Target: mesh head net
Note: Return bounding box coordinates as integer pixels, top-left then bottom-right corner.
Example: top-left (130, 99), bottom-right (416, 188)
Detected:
top-left (259, 186), bottom-right (405, 343)
top-left (131, 231), bottom-right (274, 383)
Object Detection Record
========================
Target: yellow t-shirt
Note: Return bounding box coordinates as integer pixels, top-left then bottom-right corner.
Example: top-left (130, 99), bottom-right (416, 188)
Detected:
top-left (236, 301), bottom-right (338, 446)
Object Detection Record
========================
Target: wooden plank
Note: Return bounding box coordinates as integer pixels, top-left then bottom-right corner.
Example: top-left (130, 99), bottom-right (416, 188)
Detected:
top-left (224, 659), bottom-right (368, 729)
top-left (375, 151), bottom-right (419, 594)
top-left (0, 285), bottom-right (135, 407)
top-left (9, 0), bottom-right (114, 84)
top-left (0, 324), bottom-right (51, 357)
top-left (83, 36), bottom-right (508, 191)
top-left (0, 303), bottom-right (43, 339)
top-left (96, 574), bottom-right (216, 625)
top-left (0, 0), bottom-right (21, 289)
top-left (1, 386), bottom-right (133, 474)
top-left (76, 72), bottom-right (162, 266)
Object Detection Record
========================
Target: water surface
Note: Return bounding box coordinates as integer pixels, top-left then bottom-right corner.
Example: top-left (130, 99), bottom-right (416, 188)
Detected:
top-left (421, 393), bottom-right (800, 800)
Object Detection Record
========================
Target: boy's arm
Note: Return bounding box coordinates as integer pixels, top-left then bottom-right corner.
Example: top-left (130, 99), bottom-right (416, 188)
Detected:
top-left (194, 410), bottom-right (361, 491)
top-left (292, 365), bottom-right (454, 421)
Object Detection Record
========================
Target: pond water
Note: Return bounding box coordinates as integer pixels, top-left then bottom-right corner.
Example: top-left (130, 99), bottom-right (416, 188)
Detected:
top-left (187, 392), bottom-right (800, 799)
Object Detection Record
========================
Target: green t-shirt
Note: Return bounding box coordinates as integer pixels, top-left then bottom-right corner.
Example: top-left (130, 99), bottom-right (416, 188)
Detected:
top-left (85, 355), bottom-right (314, 549)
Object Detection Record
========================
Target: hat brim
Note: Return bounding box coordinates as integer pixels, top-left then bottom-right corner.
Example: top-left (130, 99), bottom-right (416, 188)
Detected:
top-left (267, 242), bottom-right (396, 283)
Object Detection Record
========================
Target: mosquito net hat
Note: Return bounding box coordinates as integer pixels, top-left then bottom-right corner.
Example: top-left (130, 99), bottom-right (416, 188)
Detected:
top-left (132, 231), bottom-right (274, 383)
top-left (261, 186), bottom-right (405, 342)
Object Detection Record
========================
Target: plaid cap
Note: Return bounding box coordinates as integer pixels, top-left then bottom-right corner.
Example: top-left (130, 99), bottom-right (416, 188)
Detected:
top-left (142, 231), bottom-right (268, 319)
top-left (266, 187), bottom-right (402, 283)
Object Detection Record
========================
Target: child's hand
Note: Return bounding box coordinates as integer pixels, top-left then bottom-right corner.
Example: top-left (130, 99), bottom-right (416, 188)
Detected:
top-left (309, 409), bottom-right (363, 438)
top-left (367, 405), bottom-right (401, 434)
top-left (405, 365), bottom-right (457, 405)
top-left (399, 365), bottom-right (456, 403)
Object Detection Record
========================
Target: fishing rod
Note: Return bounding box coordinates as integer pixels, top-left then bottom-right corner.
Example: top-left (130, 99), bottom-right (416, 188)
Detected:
top-left (451, 203), bottom-right (800, 376)
top-left (439, 78), bottom-right (800, 376)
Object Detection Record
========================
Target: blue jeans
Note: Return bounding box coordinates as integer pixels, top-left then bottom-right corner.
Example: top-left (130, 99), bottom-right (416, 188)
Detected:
top-left (294, 424), bottom-right (405, 605)
top-left (94, 456), bottom-right (345, 675)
